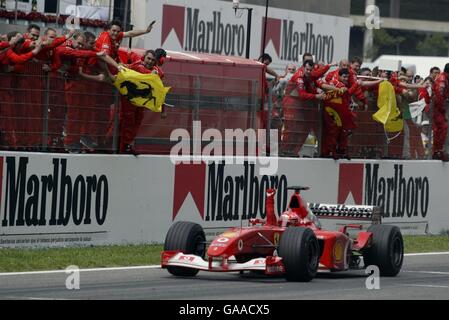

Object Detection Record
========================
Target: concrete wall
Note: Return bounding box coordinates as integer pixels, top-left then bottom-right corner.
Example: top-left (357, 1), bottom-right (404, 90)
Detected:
top-left (0, 152), bottom-right (445, 248)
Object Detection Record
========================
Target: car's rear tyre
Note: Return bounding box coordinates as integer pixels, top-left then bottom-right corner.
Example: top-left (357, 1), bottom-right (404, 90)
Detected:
top-left (363, 224), bottom-right (404, 276)
top-left (278, 227), bottom-right (319, 282)
top-left (164, 221), bottom-right (206, 277)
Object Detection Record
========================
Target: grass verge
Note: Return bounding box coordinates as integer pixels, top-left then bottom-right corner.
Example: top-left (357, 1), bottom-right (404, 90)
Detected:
top-left (403, 235), bottom-right (449, 253)
top-left (0, 244), bottom-right (163, 273)
top-left (0, 235), bottom-right (448, 273)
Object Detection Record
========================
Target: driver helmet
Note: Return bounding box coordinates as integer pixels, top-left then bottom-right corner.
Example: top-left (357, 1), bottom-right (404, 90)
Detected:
top-left (279, 211), bottom-right (299, 227)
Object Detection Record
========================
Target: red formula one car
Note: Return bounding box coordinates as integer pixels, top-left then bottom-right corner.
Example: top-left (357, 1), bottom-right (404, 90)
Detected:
top-left (161, 186), bottom-right (404, 282)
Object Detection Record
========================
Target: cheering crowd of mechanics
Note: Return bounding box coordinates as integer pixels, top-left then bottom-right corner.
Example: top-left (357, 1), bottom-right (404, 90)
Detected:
top-left (2, 19), bottom-right (449, 161)
top-left (259, 52), bottom-right (448, 161)
top-left (0, 20), bottom-right (166, 154)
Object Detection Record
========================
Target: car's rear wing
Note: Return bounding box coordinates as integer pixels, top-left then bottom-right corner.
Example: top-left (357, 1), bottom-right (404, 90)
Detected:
top-left (308, 203), bottom-right (382, 224)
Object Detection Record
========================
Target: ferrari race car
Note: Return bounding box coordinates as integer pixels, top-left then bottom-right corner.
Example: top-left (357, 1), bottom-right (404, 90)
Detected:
top-left (161, 186), bottom-right (404, 282)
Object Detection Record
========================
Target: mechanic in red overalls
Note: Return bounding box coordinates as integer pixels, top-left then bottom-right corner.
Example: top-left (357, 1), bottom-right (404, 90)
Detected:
top-left (257, 53), bottom-right (278, 131)
top-left (75, 31), bottom-right (109, 152)
top-left (36, 28), bottom-right (74, 63)
top-left (96, 20), bottom-right (155, 66)
top-left (289, 52), bottom-right (334, 84)
top-left (280, 59), bottom-right (334, 157)
top-left (78, 31), bottom-right (123, 152)
top-left (96, 20), bottom-right (156, 151)
top-left (384, 70), bottom-right (429, 159)
top-left (280, 54), bottom-right (336, 156)
top-left (7, 32), bottom-right (43, 149)
top-left (24, 24), bottom-right (41, 42)
top-left (19, 28), bottom-right (75, 150)
top-left (0, 40), bottom-right (9, 51)
top-left (321, 68), bottom-right (357, 159)
top-left (0, 32), bottom-right (42, 150)
top-left (0, 36), bottom-right (12, 149)
top-left (52, 32), bottom-right (108, 153)
top-left (35, 28), bottom-right (75, 151)
top-left (432, 63), bottom-right (449, 161)
top-left (119, 49), bottom-right (164, 154)
top-left (325, 59), bottom-right (368, 110)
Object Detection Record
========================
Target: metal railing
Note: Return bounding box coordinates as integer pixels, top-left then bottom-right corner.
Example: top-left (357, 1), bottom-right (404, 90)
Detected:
top-left (0, 61), bottom-right (261, 154)
top-left (269, 80), bottom-right (431, 160)
top-left (0, 62), bottom-right (432, 159)
top-left (0, 63), bottom-right (118, 153)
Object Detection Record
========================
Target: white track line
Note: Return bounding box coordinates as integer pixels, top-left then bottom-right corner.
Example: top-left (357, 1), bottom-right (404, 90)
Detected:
top-left (403, 271), bottom-right (449, 275)
top-left (0, 252), bottom-right (448, 277)
top-left (405, 252), bottom-right (449, 257)
top-left (7, 296), bottom-right (73, 300)
top-left (0, 265), bottom-right (160, 276)
top-left (403, 284), bottom-right (449, 289)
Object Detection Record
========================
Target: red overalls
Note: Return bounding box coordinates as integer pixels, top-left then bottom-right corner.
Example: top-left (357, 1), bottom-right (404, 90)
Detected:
top-left (0, 47), bottom-right (34, 149)
top-left (280, 71), bottom-right (323, 157)
top-left (321, 79), bottom-right (356, 158)
top-left (432, 72), bottom-right (449, 156)
top-left (52, 42), bottom-right (98, 149)
top-left (326, 67), bottom-right (367, 107)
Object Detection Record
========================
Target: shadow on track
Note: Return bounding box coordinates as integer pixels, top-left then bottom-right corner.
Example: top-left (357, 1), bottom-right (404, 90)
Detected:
top-left (161, 270), bottom-right (368, 283)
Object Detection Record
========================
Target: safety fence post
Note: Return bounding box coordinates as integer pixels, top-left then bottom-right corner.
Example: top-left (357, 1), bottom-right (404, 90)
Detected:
top-left (250, 80), bottom-right (258, 130)
top-left (194, 75), bottom-right (201, 121)
top-left (426, 100), bottom-right (435, 159)
top-left (112, 91), bottom-right (120, 154)
top-left (383, 131), bottom-right (389, 158)
top-left (317, 101), bottom-right (323, 159)
top-left (42, 72), bottom-right (50, 151)
top-left (266, 83), bottom-right (273, 156)
top-left (190, 75), bottom-right (200, 155)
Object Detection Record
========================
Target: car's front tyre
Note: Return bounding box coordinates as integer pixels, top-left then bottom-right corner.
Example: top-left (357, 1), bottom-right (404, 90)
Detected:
top-left (279, 227), bottom-right (319, 282)
top-left (164, 221), bottom-right (206, 277)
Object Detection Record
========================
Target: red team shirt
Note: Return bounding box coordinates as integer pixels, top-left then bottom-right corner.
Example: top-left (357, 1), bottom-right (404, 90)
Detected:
top-left (0, 41), bottom-right (9, 50)
top-left (290, 64), bottom-right (331, 84)
top-left (1, 49), bottom-right (34, 66)
top-left (51, 40), bottom-right (98, 76)
top-left (34, 36), bottom-right (67, 62)
top-left (95, 31), bottom-right (124, 61)
top-left (433, 72), bottom-right (449, 106)
top-left (128, 60), bottom-right (164, 79)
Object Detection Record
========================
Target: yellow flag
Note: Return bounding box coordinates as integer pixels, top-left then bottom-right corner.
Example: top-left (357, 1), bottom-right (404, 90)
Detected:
top-left (113, 67), bottom-right (171, 113)
top-left (373, 80), bottom-right (403, 133)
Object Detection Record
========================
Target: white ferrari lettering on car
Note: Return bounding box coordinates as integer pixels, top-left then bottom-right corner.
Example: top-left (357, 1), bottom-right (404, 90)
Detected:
top-left (178, 255), bottom-right (196, 262)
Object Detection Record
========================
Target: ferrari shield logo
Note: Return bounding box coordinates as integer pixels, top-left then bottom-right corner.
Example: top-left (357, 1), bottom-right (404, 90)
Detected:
top-left (333, 241), bottom-right (344, 263)
top-left (273, 233), bottom-right (280, 246)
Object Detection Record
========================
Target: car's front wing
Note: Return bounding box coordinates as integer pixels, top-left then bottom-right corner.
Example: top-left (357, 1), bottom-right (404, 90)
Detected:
top-left (161, 251), bottom-right (285, 275)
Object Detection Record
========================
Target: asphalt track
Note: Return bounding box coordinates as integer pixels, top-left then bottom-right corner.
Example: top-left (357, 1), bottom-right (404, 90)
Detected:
top-left (0, 253), bottom-right (448, 300)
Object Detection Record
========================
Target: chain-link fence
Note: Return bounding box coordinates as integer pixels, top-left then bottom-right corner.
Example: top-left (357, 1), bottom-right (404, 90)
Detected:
top-left (268, 79), bottom-right (430, 160)
top-left (0, 62), bottom-right (433, 159)
top-left (0, 62), bottom-right (261, 154)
